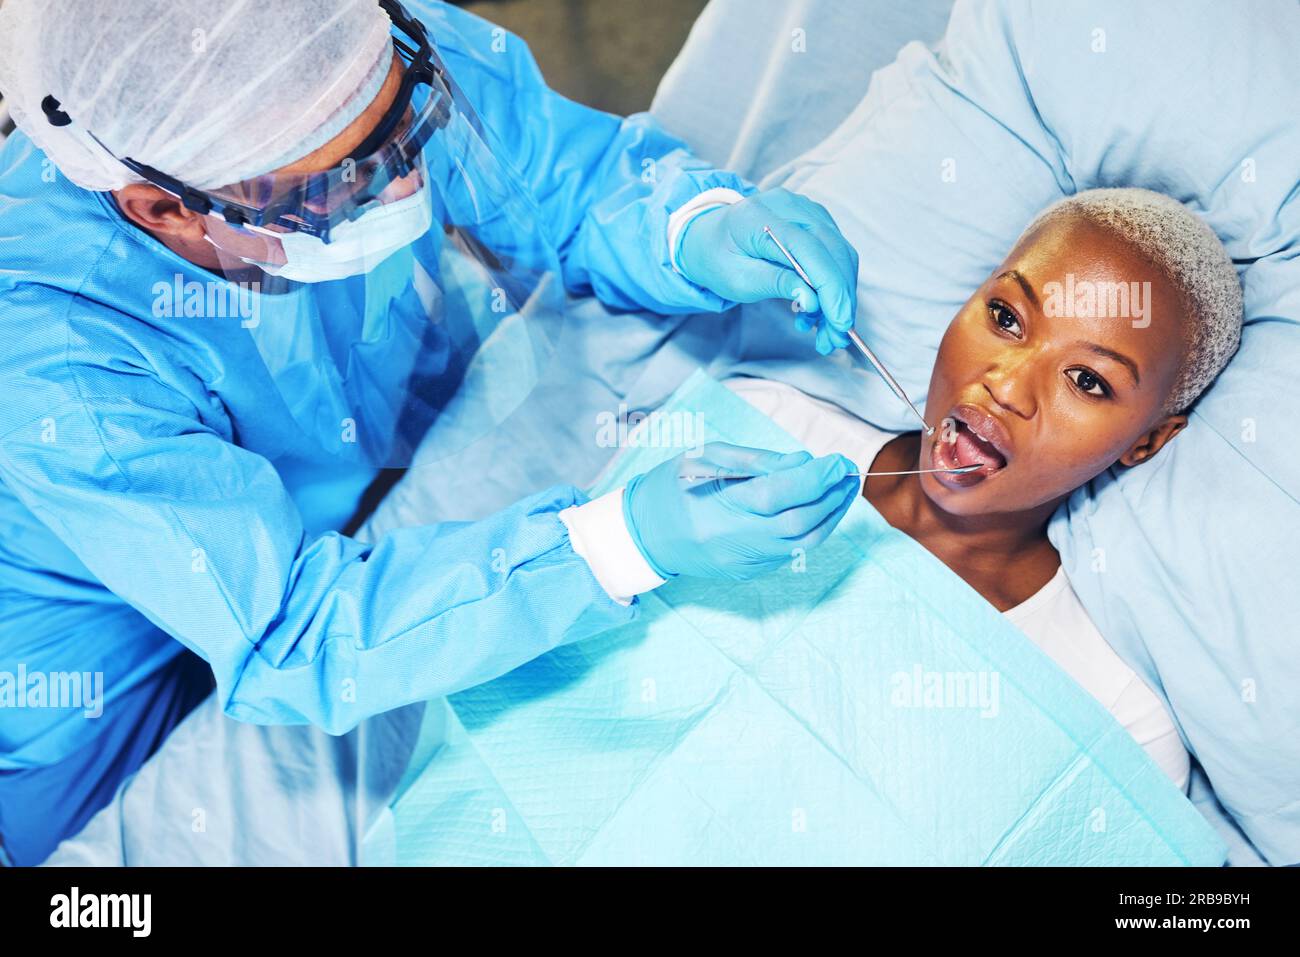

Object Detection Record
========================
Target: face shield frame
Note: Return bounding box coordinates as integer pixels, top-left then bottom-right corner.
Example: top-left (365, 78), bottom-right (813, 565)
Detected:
top-left (41, 0), bottom-right (451, 243)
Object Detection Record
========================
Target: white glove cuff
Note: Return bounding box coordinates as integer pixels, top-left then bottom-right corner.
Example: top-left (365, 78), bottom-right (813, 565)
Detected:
top-left (666, 187), bottom-right (747, 274)
top-left (560, 487), bottom-right (667, 606)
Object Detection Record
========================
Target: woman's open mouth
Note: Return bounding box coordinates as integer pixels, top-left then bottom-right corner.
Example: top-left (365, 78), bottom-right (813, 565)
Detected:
top-left (929, 404), bottom-right (1012, 487)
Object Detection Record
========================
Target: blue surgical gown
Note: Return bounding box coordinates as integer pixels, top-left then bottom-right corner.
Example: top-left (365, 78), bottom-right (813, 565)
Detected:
top-left (0, 0), bottom-right (750, 864)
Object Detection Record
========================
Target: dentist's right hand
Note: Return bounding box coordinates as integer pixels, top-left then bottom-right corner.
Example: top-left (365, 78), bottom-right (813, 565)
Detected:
top-left (623, 443), bottom-right (859, 582)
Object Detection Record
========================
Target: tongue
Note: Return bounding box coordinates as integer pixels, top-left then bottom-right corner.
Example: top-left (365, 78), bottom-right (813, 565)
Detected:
top-left (954, 423), bottom-right (1007, 470)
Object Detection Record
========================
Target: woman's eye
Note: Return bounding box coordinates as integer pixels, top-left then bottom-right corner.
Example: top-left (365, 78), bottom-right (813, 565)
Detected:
top-left (988, 301), bottom-right (1022, 336)
top-left (1066, 367), bottom-right (1110, 398)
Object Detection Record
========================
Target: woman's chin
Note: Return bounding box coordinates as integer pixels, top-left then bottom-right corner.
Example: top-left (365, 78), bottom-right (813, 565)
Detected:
top-left (919, 470), bottom-right (993, 513)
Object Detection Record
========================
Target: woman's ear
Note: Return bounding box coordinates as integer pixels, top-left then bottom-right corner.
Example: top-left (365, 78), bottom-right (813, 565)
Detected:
top-left (1117, 414), bottom-right (1188, 467)
top-left (112, 184), bottom-right (209, 243)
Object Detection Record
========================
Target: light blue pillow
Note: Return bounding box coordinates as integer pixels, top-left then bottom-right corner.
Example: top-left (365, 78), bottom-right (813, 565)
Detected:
top-left (713, 0), bottom-right (1298, 863)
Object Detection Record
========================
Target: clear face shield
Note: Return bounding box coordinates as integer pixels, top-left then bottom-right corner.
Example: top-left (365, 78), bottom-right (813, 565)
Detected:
top-left (120, 1), bottom-right (567, 468)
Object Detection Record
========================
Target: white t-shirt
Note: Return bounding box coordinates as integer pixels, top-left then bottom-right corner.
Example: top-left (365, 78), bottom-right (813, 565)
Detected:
top-left (723, 377), bottom-right (1190, 792)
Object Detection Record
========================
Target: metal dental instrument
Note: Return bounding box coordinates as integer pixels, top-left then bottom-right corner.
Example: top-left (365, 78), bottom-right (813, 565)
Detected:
top-left (680, 464), bottom-right (981, 481)
top-left (763, 225), bottom-right (934, 436)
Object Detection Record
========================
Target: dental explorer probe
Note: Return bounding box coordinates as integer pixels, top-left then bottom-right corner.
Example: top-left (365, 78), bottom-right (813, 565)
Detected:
top-left (762, 225), bottom-right (934, 436)
top-left (679, 464), bottom-right (981, 482)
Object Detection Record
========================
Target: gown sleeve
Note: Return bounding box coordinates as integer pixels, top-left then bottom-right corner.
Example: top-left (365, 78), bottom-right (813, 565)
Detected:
top-left (425, 0), bottom-right (757, 314)
top-left (0, 359), bottom-right (637, 734)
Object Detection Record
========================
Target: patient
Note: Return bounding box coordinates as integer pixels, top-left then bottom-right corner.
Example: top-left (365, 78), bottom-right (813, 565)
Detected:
top-left (726, 187), bottom-right (1244, 792)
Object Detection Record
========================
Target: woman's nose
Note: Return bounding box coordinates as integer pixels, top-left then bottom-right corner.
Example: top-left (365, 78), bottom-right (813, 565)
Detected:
top-left (983, 350), bottom-right (1037, 419)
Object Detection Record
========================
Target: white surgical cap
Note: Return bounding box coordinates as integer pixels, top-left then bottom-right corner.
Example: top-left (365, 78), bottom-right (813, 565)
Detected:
top-left (0, 0), bottom-right (394, 191)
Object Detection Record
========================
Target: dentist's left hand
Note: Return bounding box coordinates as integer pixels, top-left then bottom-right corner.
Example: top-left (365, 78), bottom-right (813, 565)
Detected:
top-left (676, 188), bottom-right (859, 355)
top-left (623, 442), bottom-right (860, 582)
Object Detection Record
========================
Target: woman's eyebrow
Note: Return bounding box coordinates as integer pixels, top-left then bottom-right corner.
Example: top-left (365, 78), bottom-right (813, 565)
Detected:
top-left (1078, 341), bottom-right (1141, 385)
top-left (997, 270), bottom-right (1143, 386)
top-left (996, 269), bottom-right (1040, 309)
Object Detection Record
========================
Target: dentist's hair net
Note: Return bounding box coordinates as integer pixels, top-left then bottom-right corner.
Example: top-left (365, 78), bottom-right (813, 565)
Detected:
top-left (0, 0), bottom-right (395, 191)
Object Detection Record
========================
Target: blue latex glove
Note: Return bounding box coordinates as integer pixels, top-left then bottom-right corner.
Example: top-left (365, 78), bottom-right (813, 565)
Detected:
top-left (676, 188), bottom-right (860, 354)
top-left (624, 443), bottom-right (859, 581)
